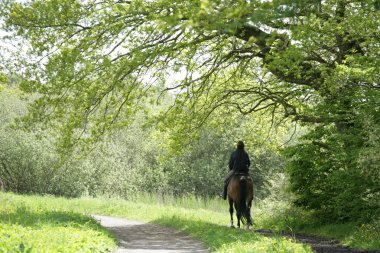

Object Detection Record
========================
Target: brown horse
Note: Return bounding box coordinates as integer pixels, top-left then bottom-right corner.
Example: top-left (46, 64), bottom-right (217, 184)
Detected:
top-left (227, 174), bottom-right (253, 229)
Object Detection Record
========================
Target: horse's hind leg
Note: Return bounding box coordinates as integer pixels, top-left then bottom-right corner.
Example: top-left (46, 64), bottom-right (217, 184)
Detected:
top-left (244, 199), bottom-right (253, 230)
top-left (248, 200), bottom-right (253, 225)
top-left (235, 202), bottom-right (241, 228)
top-left (245, 204), bottom-right (251, 230)
top-left (237, 214), bottom-right (241, 228)
top-left (229, 198), bottom-right (234, 228)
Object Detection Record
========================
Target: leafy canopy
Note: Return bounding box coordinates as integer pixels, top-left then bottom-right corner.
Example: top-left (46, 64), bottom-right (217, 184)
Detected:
top-left (1, 0), bottom-right (377, 140)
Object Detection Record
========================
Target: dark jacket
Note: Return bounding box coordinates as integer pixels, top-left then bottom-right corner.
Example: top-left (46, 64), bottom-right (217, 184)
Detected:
top-left (229, 149), bottom-right (250, 173)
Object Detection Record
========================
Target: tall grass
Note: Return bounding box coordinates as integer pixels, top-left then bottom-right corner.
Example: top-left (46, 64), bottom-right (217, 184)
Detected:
top-left (126, 192), bottom-right (228, 212)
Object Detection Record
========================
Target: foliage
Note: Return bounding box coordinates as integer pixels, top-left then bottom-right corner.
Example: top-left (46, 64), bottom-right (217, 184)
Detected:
top-left (0, 85), bottom-right (106, 197)
top-left (77, 110), bottom-right (288, 198)
top-left (284, 89), bottom-right (380, 221)
top-left (0, 82), bottom-right (287, 199)
top-left (0, 73), bottom-right (7, 85)
top-left (1, 0), bottom-right (378, 140)
top-left (0, 86), bottom-right (83, 197)
top-left (80, 112), bottom-right (167, 198)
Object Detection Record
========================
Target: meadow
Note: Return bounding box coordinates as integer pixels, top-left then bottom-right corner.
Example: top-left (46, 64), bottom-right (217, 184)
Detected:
top-left (1, 192), bottom-right (379, 252)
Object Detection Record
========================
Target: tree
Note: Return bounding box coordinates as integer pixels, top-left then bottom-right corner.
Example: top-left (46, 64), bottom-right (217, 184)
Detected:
top-left (1, 0), bottom-right (379, 220)
top-left (0, 83), bottom-right (87, 197)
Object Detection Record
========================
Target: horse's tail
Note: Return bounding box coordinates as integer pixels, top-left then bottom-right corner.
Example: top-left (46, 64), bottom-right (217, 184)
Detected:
top-left (238, 176), bottom-right (251, 225)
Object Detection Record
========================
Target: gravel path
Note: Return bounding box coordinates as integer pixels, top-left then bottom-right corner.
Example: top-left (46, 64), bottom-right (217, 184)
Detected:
top-left (92, 215), bottom-right (209, 253)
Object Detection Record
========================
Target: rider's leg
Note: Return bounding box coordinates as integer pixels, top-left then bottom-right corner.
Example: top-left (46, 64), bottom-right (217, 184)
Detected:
top-left (223, 170), bottom-right (234, 200)
top-left (223, 181), bottom-right (228, 200)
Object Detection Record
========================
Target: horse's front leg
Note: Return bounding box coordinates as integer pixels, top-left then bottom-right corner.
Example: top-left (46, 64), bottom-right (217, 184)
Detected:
top-left (229, 199), bottom-right (234, 228)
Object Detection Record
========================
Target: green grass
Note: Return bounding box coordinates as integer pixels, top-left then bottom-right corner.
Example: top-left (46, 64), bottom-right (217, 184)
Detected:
top-left (0, 194), bottom-right (117, 253)
top-left (251, 198), bottom-right (380, 251)
top-left (1, 192), bottom-right (379, 252)
top-left (153, 216), bottom-right (312, 253)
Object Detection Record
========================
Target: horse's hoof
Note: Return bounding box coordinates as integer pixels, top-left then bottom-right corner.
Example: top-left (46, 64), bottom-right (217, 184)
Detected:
top-left (230, 225), bottom-right (235, 228)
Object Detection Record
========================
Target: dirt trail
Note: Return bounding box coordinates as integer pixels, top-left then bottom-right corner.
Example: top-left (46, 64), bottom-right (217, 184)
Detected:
top-left (92, 215), bottom-right (209, 253)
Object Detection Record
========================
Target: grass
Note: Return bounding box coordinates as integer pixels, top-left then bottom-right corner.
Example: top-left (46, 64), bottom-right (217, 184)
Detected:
top-left (153, 216), bottom-right (312, 253)
top-left (250, 198), bottom-right (380, 251)
top-left (0, 194), bottom-right (117, 253)
top-left (0, 192), bottom-right (379, 252)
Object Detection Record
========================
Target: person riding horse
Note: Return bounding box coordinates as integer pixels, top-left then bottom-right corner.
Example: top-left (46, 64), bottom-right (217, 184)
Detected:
top-left (223, 141), bottom-right (250, 200)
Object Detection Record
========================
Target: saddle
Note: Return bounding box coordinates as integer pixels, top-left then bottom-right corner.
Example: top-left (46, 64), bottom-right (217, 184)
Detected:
top-left (233, 172), bottom-right (249, 176)
top-left (232, 172), bottom-right (251, 182)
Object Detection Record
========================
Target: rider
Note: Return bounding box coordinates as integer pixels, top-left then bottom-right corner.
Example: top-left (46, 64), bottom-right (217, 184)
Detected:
top-left (223, 140), bottom-right (251, 200)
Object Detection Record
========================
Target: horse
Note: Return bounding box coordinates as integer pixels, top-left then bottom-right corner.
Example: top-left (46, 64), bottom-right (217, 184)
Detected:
top-left (227, 173), bottom-right (253, 229)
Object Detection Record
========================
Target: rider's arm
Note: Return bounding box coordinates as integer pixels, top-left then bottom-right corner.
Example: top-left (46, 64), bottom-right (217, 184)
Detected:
top-left (228, 153), bottom-right (234, 171)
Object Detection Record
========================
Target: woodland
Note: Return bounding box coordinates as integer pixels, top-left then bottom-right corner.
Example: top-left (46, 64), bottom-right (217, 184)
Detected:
top-left (0, 0), bottom-right (379, 224)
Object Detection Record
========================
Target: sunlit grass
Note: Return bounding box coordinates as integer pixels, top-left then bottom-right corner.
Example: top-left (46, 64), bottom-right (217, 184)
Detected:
top-left (153, 215), bottom-right (312, 253)
top-left (0, 194), bottom-right (116, 253)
